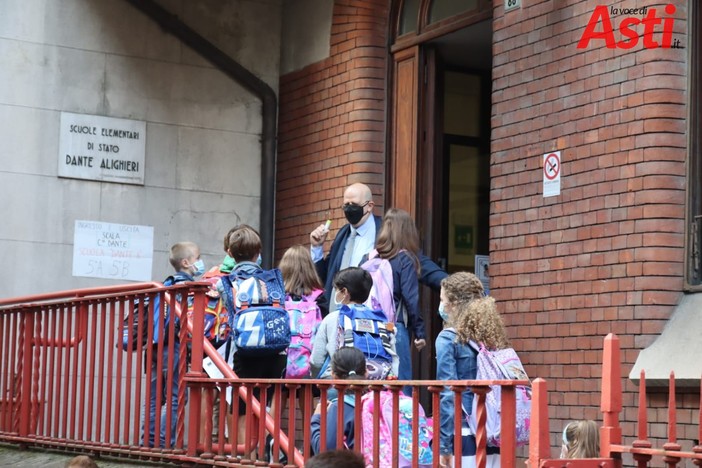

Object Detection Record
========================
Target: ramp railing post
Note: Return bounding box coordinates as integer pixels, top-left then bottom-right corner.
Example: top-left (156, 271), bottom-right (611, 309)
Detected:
top-left (18, 311), bottom-right (35, 437)
top-left (186, 286), bottom-right (207, 457)
top-left (528, 378), bottom-right (550, 468)
top-left (662, 372), bottom-right (681, 468)
top-left (632, 369), bottom-right (652, 468)
top-left (600, 333), bottom-right (622, 466)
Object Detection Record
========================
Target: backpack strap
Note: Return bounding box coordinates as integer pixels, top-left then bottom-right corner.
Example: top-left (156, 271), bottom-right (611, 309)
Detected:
top-left (341, 314), bottom-right (363, 348)
top-left (220, 275), bottom-right (237, 330)
top-left (329, 395), bottom-right (356, 408)
top-left (316, 355), bottom-right (331, 379)
top-left (305, 288), bottom-right (323, 302)
top-left (376, 323), bottom-right (393, 352)
top-left (343, 394), bottom-right (356, 407)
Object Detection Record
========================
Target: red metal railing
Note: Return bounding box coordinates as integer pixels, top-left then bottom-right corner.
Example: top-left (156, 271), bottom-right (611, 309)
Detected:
top-left (0, 282), bottom-right (530, 467)
top-left (528, 333), bottom-right (702, 468)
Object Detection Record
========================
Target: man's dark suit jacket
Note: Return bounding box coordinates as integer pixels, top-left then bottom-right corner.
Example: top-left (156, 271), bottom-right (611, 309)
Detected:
top-left (314, 215), bottom-right (448, 306)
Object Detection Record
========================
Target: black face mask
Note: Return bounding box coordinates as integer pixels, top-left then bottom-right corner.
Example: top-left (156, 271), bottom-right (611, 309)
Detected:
top-left (343, 203), bottom-right (366, 225)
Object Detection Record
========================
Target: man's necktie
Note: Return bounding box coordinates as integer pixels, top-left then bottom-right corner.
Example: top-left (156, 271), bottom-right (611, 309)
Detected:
top-left (340, 229), bottom-right (358, 270)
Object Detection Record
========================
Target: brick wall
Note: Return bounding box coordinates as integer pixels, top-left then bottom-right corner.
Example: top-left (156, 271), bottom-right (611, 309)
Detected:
top-left (491, 0), bottom-right (689, 452)
top-left (276, 0), bottom-right (389, 259)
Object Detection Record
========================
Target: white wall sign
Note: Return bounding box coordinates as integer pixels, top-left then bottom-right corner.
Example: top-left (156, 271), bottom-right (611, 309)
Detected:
top-left (543, 151), bottom-right (561, 197)
top-left (59, 112), bottom-right (146, 185)
top-left (505, 0), bottom-right (521, 12)
top-left (72, 220), bottom-right (154, 282)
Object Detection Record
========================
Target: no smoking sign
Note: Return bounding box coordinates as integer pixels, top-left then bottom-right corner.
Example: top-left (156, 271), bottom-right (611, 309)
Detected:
top-left (543, 151), bottom-right (561, 197)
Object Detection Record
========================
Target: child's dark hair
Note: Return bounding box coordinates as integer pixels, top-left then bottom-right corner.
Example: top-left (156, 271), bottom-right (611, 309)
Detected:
top-left (331, 347), bottom-right (366, 379)
top-left (223, 226), bottom-right (239, 253)
top-left (333, 267), bottom-right (372, 303)
top-left (304, 449), bottom-right (365, 468)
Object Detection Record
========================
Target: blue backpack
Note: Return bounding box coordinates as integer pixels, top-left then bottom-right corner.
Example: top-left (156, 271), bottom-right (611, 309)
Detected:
top-left (221, 267), bottom-right (291, 357)
top-left (338, 303), bottom-right (395, 379)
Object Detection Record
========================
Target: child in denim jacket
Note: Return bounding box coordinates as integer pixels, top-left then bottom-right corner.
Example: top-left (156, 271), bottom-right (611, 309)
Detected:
top-left (436, 272), bottom-right (507, 468)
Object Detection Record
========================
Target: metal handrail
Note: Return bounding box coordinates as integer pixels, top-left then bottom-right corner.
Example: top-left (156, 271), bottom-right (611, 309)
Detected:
top-left (0, 282), bottom-right (164, 308)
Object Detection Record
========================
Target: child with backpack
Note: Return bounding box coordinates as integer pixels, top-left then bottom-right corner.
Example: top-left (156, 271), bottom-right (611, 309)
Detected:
top-left (436, 272), bottom-right (501, 468)
top-left (143, 241), bottom-right (204, 448)
top-left (268, 245), bottom-right (328, 464)
top-left (359, 387), bottom-right (434, 467)
top-left (279, 245), bottom-right (329, 378)
top-left (196, 226), bottom-right (241, 445)
top-left (310, 347), bottom-right (367, 454)
top-left (361, 208), bottom-right (426, 395)
top-left (217, 224), bottom-right (290, 445)
top-left (310, 268), bottom-right (398, 393)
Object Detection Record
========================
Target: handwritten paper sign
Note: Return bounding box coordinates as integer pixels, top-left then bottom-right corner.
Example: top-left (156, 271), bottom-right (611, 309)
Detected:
top-left (72, 220), bottom-right (154, 281)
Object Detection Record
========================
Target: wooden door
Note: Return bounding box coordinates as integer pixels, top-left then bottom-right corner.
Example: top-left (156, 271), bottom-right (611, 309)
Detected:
top-left (389, 46), bottom-right (420, 218)
top-left (416, 47), bottom-right (443, 383)
top-left (391, 45), bottom-right (443, 384)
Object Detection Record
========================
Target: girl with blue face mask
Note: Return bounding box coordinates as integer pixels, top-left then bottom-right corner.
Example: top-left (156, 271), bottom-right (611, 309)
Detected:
top-left (435, 272), bottom-right (498, 468)
top-left (438, 302), bottom-right (449, 322)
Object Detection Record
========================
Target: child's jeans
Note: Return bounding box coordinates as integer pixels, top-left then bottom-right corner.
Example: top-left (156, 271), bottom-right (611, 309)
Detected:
top-left (143, 344), bottom-right (187, 448)
top-left (395, 322), bottom-right (412, 396)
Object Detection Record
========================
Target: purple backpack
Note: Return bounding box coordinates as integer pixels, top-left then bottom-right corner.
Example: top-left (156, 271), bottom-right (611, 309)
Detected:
top-left (284, 289), bottom-right (323, 378)
top-left (360, 249), bottom-right (396, 323)
top-left (467, 341), bottom-right (532, 447)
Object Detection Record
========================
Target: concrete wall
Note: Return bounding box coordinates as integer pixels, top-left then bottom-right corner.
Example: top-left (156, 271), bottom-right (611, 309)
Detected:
top-left (0, 0), bottom-right (282, 297)
top-left (280, 0), bottom-right (333, 74)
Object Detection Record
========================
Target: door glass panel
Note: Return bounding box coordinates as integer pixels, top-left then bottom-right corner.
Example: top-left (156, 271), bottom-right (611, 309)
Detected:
top-left (447, 144), bottom-right (487, 272)
top-left (399, 0), bottom-right (420, 34)
top-left (442, 70), bottom-right (489, 275)
top-left (429, 0), bottom-right (478, 23)
top-left (444, 71), bottom-right (480, 137)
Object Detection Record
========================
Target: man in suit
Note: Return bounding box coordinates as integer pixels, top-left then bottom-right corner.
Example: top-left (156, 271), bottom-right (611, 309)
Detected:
top-left (310, 182), bottom-right (447, 308)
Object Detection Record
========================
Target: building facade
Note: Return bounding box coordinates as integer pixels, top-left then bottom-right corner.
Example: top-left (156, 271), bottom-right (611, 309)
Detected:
top-left (1, 0), bottom-right (699, 458)
top-left (277, 0), bottom-right (700, 456)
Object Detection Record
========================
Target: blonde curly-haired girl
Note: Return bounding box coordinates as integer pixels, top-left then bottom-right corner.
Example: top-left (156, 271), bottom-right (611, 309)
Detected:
top-left (436, 272), bottom-right (506, 468)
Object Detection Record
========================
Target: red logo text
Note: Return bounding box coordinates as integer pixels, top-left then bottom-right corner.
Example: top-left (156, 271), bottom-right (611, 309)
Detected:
top-left (577, 4), bottom-right (680, 49)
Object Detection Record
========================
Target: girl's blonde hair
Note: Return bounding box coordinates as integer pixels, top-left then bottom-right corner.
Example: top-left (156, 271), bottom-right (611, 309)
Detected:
top-left (441, 271), bottom-right (484, 306)
top-left (564, 420), bottom-right (600, 458)
top-left (279, 245), bottom-right (323, 296)
top-left (450, 294), bottom-right (510, 350)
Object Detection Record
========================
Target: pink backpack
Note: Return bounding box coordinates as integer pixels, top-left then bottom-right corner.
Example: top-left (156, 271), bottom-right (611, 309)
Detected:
top-left (467, 341), bottom-right (532, 447)
top-left (360, 250), bottom-right (396, 323)
top-left (360, 391), bottom-right (433, 467)
top-left (284, 289), bottom-right (322, 378)
top-left (360, 391), bottom-right (393, 467)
